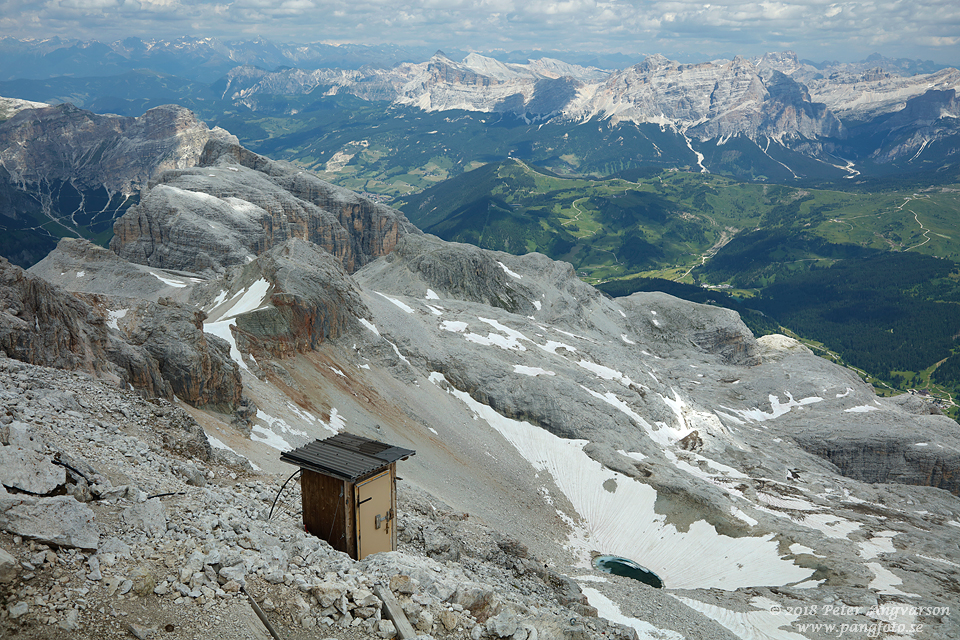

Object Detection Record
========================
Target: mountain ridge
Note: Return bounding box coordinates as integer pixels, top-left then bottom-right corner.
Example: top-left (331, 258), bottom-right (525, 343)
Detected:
top-left (0, 107), bottom-right (958, 640)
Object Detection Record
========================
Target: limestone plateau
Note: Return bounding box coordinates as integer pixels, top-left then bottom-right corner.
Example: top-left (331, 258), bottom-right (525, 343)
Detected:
top-left (0, 111), bottom-right (958, 640)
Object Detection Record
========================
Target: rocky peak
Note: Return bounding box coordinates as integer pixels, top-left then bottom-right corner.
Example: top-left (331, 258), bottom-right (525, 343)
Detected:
top-left (0, 102), bottom-right (235, 194)
top-left (0, 96), bottom-right (48, 122)
top-left (196, 238), bottom-right (368, 360)
top-left (110, 137), bottom-right (419, 277)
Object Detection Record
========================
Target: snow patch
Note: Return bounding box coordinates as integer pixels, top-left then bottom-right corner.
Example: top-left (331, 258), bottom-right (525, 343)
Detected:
top-left (675, 596), bottom-right (808, 640)
top-left (359, 318), bottom-right (380, 336)
top-left (722, 392), bottom-right (822, 422)
top-left (107, 308), bottom-right (128, 330)
top-left (376, 291), bottom-right (415, 313)
top-left (430, 373), bottom-right (812, 591)
top-left (328, 408), bottom-right (345, 432)
top-left (441, 320), bottom-right (469, 333)
top-left (865, 563), bottom-right (916, 596)
top-left (514, 365), bottom-right (555, 377)
top-left (149, 271), bottom-right (187, 288)
top-left (497, 261), bottom-right (522, 279)
top-left (844, 405), bottom-right (879, 413)
top-left (582, 588), bottom-right (683, 639)
top-left (539, 340), bottom-right (576, 355)
top-left (858, 532), bottom-right (897, 559)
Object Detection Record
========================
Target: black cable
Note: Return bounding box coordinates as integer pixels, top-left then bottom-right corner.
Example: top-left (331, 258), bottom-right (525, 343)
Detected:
top-left (146, 491), bottom-right (187, 500)
top-left (267, 470), bottom-right (301, 521)
top-left (50, 457), bottom-right (91, 483)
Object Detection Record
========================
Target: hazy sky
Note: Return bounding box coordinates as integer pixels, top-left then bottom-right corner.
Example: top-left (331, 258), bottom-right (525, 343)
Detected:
top-left (2, 0), bottom-right (958, 66)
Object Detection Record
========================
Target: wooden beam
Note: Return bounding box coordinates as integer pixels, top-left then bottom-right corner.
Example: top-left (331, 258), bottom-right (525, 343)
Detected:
top-left (375, 585), bottom-right (417, 639)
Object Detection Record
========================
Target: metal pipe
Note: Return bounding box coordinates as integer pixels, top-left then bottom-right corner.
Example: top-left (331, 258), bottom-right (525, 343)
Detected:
top-left (242, 587), bottom-right (283, 640)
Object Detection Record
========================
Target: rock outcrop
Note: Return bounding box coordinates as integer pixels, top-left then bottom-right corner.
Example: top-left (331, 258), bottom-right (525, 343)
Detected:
top-left (360, 234), bottom-right (538, 315)
top-left (78, 295), bottom-right (243, 412)
top-left (27, 239), bottom-right (243, 412)
top-left (110, 138), bottom-right (419, 276)
top-left (195, 238), bottom-right (368, 359)
top-left (0, 102), bottom-right (234, 196)
top-left (0, 256), bottom-right (171, 398)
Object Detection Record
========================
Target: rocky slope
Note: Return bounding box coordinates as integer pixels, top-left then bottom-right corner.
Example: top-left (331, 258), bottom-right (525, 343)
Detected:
top-left (0, 355), bottom-right (648, 640)
top-left (2, 106), bottom-right (959, 639)
top-left (15, 222), bottom-right (958, 640)
top-left (0, 255), bottom-right (171, 399)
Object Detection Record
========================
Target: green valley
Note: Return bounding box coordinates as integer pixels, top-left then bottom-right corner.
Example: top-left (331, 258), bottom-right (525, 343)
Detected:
top-left (397, 159), bottom-right (960, 412)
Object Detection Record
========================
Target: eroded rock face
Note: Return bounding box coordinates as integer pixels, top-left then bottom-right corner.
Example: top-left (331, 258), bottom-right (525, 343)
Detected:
top-left (28, 239), bottom-right (242, 411)
top-left (792, 419), bottom-right (960, 494)
top-left (0, 102), bottom-right (233, 196)
top-left (0, 257), bottom-right (171, 398)
top-left (196, 238), bottom-right (368, 359)
top-left (110, 138), bottom-right (419, 276)
top-left (77, 294), bottom-right (242, 412)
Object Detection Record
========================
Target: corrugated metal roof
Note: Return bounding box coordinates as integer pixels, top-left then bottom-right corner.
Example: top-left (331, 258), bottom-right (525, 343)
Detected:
top-left (280, 433), bottom-right (415, 482)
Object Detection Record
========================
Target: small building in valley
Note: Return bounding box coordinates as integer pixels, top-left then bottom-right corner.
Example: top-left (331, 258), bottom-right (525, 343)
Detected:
top-left (280, 433), bottom-right (415, 560)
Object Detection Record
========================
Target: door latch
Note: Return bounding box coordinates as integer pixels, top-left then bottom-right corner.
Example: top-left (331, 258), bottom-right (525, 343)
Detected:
top-left (375, 509), bottom-right (394, 530)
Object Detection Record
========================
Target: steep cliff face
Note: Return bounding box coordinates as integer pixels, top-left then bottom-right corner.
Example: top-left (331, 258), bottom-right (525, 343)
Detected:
top-left (79, 294), bottom-right (243, 412)
top-left (110, 139), bottom-right (419, 276)
top-left (26, 239), bottom-right (244, 412)
top-left (569, 55), bottom-right (844, 141)
top-left (0, 102), bottom-right (234, 197)
top-left (0, 257), bottom-right (171, 398)
top-left (194, 238), bottom-right (368, 360)
top-left (0, 100), bottom-right (237, 267)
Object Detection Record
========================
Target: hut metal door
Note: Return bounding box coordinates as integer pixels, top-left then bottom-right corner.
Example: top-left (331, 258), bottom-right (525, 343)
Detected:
top-left (356, 470), bottom-right (392, 559)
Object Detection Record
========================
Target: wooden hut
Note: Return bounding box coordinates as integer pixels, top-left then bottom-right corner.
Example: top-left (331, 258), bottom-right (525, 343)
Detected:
top-left (280, 433), bottom-right (415, 560)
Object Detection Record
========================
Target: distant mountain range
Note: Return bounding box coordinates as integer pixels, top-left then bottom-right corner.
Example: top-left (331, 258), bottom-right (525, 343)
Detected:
top-left (2, 37), bottom-right (958, 184)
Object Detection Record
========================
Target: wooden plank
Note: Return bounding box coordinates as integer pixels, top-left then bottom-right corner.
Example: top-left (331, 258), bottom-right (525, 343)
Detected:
top-left (374, 585), bottom-right (417, 639)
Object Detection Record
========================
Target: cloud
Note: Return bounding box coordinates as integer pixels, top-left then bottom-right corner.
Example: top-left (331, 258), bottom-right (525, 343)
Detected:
top-left (0, 0), bottom-right (957, 66)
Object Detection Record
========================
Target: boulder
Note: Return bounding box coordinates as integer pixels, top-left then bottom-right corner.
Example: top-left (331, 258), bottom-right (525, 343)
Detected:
top-left (0, 548), bottom-right (18, 583)
top-left (0, 494), bottom-right (99, 549)
top-left (0, 445), bottom-right (65, 494)
top-left (121, 498), bottom-right (168, 537)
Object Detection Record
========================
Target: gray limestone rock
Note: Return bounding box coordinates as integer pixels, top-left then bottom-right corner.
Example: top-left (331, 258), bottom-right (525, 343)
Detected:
top-left (0, 257), bottom-right (172, 399)
top-left (122, 498), bottom-right (168, 537)
top-left (207, 238), bottom-right (370, 358)
top-left (0, 494), bottom-right (99, 549)
top-left (0, 445), bottom-right (65, 494)
top-left (111, 138), bottom-right (419, 277)
top-left (0, 548), bottom-right (18, 583)
top-left (5, 421), bottom-right (45, 451)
